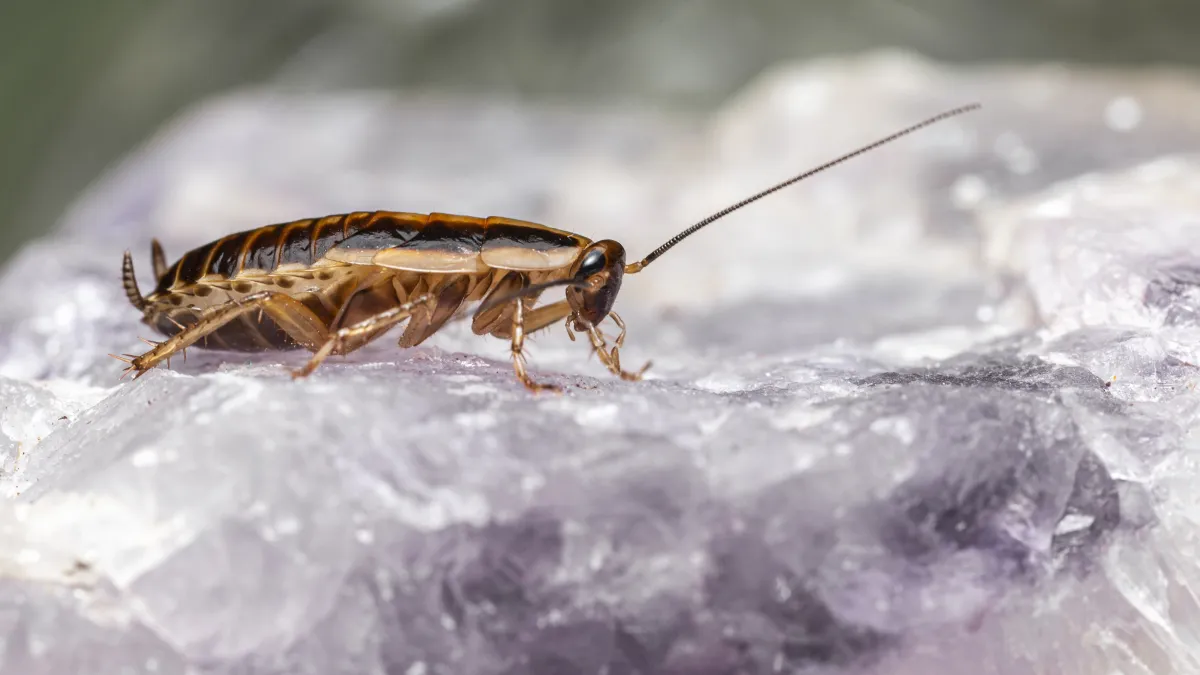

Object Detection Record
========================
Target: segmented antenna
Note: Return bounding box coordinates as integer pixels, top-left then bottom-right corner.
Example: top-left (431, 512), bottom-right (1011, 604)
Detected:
top-left (625, 103), bottom-right (981, 273)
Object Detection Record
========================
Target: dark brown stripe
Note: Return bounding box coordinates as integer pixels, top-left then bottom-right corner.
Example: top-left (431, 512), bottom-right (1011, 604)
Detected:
top-left (276, 219), bottom-right (317, 267)
top-left (158, 259), bottom-right (181, 292)
top-left (333, 212), bottom-right (426, 251)
top-left (409, 215), bottom-right (485, 254)
top-left (482, 218), bottom-right (584, 252)
top-left (206, 232), bottom-right (250, 278)
top-left (173, 246), bottom-right (210, 287)
top-left (342, 211), bottom-right (371, 238)
top-left (239, 225), bottom-right (274, 273)
top-left (200, 235), bottom-right (228, 277)
top-left (310, 215), bottom-right (348, 263)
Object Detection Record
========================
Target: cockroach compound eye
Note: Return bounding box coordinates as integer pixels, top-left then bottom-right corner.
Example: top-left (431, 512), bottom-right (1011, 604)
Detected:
top-left (114, 104), bottom-right (981, 393)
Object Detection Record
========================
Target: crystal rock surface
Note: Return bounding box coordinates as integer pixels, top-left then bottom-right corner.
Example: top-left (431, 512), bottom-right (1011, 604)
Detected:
top-left (2, 51), bottom-right (1200, 674)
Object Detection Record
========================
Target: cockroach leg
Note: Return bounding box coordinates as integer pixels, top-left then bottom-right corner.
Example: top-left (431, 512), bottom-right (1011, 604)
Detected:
top-left (609, 312), bottom-right (627, 349)
top-left (585, 320), bottom-right (650, 382)
top-left (292, 292), bottom-right (435, 379)
top-left (511, 298), bottom-right (561, 393)
top-left (328, 269), bottom-right (393, 333)
top-left (523, 300), bottom-right (574, 335)
top-left (470, 271), bottom-right (526, 335)
top-left (127, 292), bottom-right (331, 378)
top-left (398, 276), bottom-right (471, 348)
top-left (107, 352), bottom-right (139, 380)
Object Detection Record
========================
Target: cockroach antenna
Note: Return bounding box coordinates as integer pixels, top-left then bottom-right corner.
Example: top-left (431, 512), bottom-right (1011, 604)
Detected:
top-left (623, 102), bottom-right (982, 274)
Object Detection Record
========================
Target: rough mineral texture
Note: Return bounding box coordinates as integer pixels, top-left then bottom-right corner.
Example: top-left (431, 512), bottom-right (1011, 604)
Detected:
top-left (2, 51), bottom-right (1200, 674)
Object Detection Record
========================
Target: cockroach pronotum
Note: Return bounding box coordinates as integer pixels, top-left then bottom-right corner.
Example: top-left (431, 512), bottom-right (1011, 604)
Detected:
top-left (115, 103), bottom-right (980, 392)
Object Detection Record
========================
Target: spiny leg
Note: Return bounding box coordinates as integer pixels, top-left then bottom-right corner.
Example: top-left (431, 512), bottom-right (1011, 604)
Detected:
top-left (584, 318), bottom-right (651, 382)
top-left (292, 292), bottom-right (435, 379)
top-left (115, 291), bottom-right (331, 378)
top-left (511, 299), bottom-right (562, 394)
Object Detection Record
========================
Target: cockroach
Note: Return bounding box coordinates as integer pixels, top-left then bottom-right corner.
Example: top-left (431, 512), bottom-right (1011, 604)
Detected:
top-left (115, 104), bottom-right (979, 392)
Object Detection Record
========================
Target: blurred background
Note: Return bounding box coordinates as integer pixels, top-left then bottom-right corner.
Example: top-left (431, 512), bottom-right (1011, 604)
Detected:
top-left (2, 0), bottom-right (1197, 266)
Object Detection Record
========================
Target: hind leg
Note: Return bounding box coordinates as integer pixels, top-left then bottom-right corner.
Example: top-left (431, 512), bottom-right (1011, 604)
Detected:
top-left (114, 291), bottom-right (331, 378)
top-left (291, 292), bottom-right (435, 378)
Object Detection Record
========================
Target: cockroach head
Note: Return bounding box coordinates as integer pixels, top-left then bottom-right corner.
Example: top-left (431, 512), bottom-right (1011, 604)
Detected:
top-left (567, 240), bottom-right (626, 327)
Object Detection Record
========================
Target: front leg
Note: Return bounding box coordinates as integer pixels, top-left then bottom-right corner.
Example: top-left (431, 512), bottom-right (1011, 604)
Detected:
top-left (511, 298), bottom-right (562, 394)
top-left (583, 317), bottom-right (651, 382)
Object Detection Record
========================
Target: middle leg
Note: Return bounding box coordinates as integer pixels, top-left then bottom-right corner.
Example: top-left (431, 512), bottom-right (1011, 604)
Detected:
top-left (510, 299), bottom-right (564, 393)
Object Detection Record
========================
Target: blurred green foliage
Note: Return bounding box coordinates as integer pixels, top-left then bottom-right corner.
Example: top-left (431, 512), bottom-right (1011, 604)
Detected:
top-left (1, 0), bottom-right (1197, 262)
